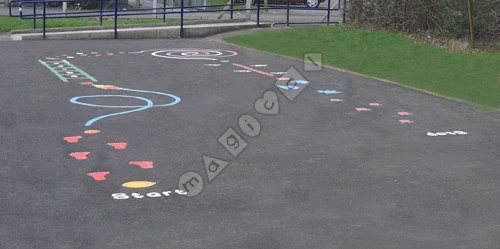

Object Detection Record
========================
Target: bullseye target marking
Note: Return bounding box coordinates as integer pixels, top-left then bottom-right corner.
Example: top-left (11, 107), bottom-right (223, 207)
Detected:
top-left (151, 49), bottom-right (237, 61)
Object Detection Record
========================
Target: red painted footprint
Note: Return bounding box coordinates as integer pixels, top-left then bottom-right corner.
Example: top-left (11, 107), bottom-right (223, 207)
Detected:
top-left (87, 172), bottom-right (110, 181)
top-left (107, 142), bottom-right (127, 150)
top-left (69, 152), bottom-right (90, 160)
top-left (130, 161), bottom-right (154, 169)
top-left (330, 98), bottom-right (343, 102)
top-left (64, 136), bottom-right (82, 143)
top-left (399, 120), bottom-right (414, 124)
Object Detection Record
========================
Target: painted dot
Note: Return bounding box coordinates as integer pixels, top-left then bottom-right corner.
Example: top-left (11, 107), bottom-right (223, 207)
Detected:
top-left (369, 103), bottom-right (382, 107)
top-left (122, 181), bottom-right (156, 189)
top-left (71, 75), bottom-right (78, 78)
top-left (76, 52), bottom-right (84, 55)
top-left (107, 53), bottom-right (114, 56)
top-left (330, 98), bottom-right (343, 102)
top-left (91, 52), bottom-right (98, 54)
top-left (53, 62), bottom-right (59, 65)
top-left (66, 56), bottom-right (74, 59)
top-left (66, 71), bottom-right (74, 74)
top-left (84, 129), bottom-right (100, 134)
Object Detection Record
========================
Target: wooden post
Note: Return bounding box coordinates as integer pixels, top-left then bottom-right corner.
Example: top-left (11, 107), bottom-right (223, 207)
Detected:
top-left (467, 0), bottom-right (475, 49)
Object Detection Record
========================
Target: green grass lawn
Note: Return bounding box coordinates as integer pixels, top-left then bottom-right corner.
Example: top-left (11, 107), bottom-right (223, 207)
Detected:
top-left (225, 26), bottom-right (500, 109)
top-left (0, 16), bottom-right (182, 32)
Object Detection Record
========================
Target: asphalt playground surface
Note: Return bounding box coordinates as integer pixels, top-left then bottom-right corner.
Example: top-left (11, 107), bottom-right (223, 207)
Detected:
top-left (0, 38), bottom-right (499, 249)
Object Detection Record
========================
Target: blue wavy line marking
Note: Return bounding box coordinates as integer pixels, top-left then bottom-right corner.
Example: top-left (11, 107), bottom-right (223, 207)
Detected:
top-left (70, 88), bottom-right (181, 126)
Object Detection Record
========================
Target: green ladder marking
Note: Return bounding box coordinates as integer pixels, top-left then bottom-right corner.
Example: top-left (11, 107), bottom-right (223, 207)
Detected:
top-left (61, 60), bottom-right (97, 82)
top-left (38, 60), bottom-right (68, 82)
top-left (38, 59), bottom-right (97, 83)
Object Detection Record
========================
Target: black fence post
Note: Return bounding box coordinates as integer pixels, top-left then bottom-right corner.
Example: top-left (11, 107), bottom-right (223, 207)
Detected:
top-left (114, 0), bottom-right (118, 39)
top-left (326, 0), bottom-right (330, 25)
top-left (42, 0), bottom-right (46, 39)
top-left (256, 0), bottom-right (260, 26)
top-left (33, 0), bottom-right (36, 29)
top-left (99, 0), bottom-right (103, 26)
top-left (180, 0), bottom-right (184, 38)
top-left (163, 0), bottom-right (166, 22)
top-left (8, 0), bottom-right (12, 16)
top-left (286, 0), bottom-right (290, 26)
top-left (342, 0), bottom-right (346, 23)
top-left (230, 0), bottom-right (233, 20)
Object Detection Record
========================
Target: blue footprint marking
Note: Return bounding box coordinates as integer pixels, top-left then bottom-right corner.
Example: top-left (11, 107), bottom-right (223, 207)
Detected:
top-left (70, 87), bottom-right (181, 126)
top-left (318, 90), bottom-right (341, 95)
top-left (276, 79), bottom-right (310, 90)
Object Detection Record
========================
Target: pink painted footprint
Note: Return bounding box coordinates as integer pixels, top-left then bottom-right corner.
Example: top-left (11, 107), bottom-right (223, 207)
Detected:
top-left (398, 112), bottom-right (412, 116)
top-left (130, 161), bottom-right (154, 169)
top-left (69, 152), bottom-right (90, 160)
top-left (87, 172), bottom-right (110, 181)
top-left (64, 136), bottom-right (82, 143)
top-left (107, 142), bottom-right (127, 150)
top-left (399, 120), bottom-right (414, 124)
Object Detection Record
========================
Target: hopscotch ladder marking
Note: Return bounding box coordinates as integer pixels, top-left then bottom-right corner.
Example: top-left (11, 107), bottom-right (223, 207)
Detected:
top-left (38, 59), bottom-right (97, 83)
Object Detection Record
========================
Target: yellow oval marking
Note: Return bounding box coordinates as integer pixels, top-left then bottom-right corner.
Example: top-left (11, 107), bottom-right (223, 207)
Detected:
top-left (122, 181), bottom-right (156, 189)
top-left (84, 129), bottom-right (100, 134)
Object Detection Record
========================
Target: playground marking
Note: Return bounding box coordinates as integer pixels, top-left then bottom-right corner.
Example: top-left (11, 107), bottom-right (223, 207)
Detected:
top-left (427, 131), bottom-right (467, 136)
top-left (64, 136), bottom-right (82, 143)
top-left (122, 181), bottom-right (156, 188)
top-left (108, 142), bottom-right (128, 150)
top-left (150, 49), bottom-right (237, 61)
top-left (318, 90), bottom-right (341, 95)
top-left (232, 63), bottom-right (274, 77)
top-left (130, 161), bottom-right (154, 169)
top-left (71, 86), bottom-right (181, 127)
top-left (356, 108), bottom-right (371, 112)
top-left (330, 98), bottom-right (343, 102)
top-left (87, 172), bottom-right (110, 181)
top-left (399, 119), bottom-right (414, 124)
top-left (69, 152), bottom-right (90, 160)
top-left (39, 59), bottom-right (97, 82)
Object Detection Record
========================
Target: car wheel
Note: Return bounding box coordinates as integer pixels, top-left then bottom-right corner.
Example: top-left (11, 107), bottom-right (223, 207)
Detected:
top-left (305, 0), bottom-right (319, 8)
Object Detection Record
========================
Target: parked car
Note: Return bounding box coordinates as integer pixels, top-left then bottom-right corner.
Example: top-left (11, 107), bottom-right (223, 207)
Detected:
top-left (235, 0), bottom-right (324, 8)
